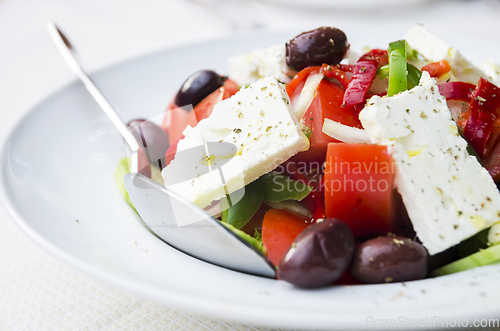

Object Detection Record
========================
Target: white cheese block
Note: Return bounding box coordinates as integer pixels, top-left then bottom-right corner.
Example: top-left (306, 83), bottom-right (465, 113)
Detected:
top-left (227, 44), bottom-right (295, 86)
top-left (405, 24), bottom-right (486, 85)
top-left (488, 223), bottom-right (500, 245)
top-left (162, 76), bottom-right (309, 209)
top-left (359, 72), bottom-right (500, 255)
top-left (481, 59), bottom-right (500, 86)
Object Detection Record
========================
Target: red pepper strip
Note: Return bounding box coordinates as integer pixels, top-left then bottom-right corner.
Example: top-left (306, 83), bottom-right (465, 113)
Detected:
top-left (342, 49), bottom-right (388, 108)
top-left (284, 162), bottom-right (325, 221)
top-left (360, 49), bottom-right (389, 66)
top-left (321, 64), bottom-right (350, 89)
top-left (472, 78), bottom-right (500, 114)
top-left (438, 82), bottom-right (476, 102)
top-left (463, 110), bottom-right (496, 158)
top-left (164, 138), bottom-right (180, 167)
top-left (462, 78), bottom-right (500, 159)
top-left (422, 60), bottom-right (451, 77)
top-left (286, 66), bottom-right (321, 97)
top-left (342, 61), bottom-right (378, 107)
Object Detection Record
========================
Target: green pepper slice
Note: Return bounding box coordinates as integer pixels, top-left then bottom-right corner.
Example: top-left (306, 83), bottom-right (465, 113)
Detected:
top-left (377, 63), bottom-right (421, 91)
top-left (388, 40), bottom-right (407, 97)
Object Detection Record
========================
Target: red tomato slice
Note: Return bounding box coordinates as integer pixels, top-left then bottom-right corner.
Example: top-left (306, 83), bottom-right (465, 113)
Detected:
top-left (161, 79), bottom-right (238, 146)
top-left (262, 209), bottom-right (311, 266)
top-left (164, 139), bottom-right (179, 167)
top-left (193, 88), bottom-right (225, 122)
top-left (324, 143), bottom-right (395, 238)
top-left (194, 78), bottom-right (239, 122)
top-left (224, 78), bottom-right (239, 93)
top-left (295, 79), bottom-right (362, 162)
top-left (286, 66), bottom-right (321, 96)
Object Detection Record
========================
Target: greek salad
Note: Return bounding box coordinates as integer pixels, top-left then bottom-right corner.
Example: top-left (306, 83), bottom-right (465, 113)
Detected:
top-left (115, 25), bottom-right (500, 288)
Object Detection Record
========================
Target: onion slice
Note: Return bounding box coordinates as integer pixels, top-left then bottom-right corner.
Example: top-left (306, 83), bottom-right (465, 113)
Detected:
top-left (322, 118), bottom-right (371, 144)
top-left (293, 72), bottom-right (324, 121)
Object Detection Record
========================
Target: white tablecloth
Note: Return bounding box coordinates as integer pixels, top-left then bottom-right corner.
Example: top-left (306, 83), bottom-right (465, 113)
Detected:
top-left (1, 0), bottom-right (500, 329)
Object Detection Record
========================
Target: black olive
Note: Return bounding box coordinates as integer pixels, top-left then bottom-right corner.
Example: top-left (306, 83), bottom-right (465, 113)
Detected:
top-left (174, 70), bottom-right (226, 108)
top-left (351, 236), bottom-right (428, 284)
top-left (127, 119), bottom-right (170, 170)
top-left (277, 218), bottom-right (355, 288)
top-left (286, 27), bottom-right (349, 71)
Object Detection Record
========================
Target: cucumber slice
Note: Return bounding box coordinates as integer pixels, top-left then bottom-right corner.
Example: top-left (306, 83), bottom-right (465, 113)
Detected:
top-left (431, 243), bottom-right (500, 277)
top-left (114, 158), bottom-right (137, 213)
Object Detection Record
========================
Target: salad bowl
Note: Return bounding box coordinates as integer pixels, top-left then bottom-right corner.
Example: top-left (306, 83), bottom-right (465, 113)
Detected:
top-left (1, 26), bottom-right (500, 329)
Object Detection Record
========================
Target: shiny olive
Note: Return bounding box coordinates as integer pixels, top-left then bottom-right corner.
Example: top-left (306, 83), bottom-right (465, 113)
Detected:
top-left (351, 236), bottom-right (428, 284)
top-left (286, 27), bottom-right (349, 71)
top-left (277, 218), bottom-right (355, 288)
top-left (127, 119), bottom-right (170, 170)
top-left (174, 70), bottom-right (226, 108)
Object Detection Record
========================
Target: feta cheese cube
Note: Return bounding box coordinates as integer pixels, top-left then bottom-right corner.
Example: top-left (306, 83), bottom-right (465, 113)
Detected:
top-left (227, 44), bottom-right (295, 86)
top-left (405, 24), bottom-right (486, 84)
top-left (488, 223), bottom-right (500, 245)
top-left (162, 76), bottom-right (309, 209)
top-left (360, 72), bottom-right (500, 255)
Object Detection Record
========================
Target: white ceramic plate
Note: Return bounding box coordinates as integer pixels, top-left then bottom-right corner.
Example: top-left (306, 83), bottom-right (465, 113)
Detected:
top-left (2, 27), bottom-right (500, 329)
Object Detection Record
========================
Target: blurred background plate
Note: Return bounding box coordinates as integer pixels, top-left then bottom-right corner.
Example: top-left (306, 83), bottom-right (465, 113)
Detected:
top-left (262, 0), bottom-right (431, 10)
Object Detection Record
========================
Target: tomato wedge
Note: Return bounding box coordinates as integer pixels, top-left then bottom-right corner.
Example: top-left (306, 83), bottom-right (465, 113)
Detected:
top-left (194, 78), bottom-right (239, 122)
top-left (483, 137), bottom-right (500, 182)
top-left (324, 143), bottom-right (395, 238)
top-left (297, 79), bottom-right (362, 162)
top-left (164, 139), bottom-right (179, 167)
top-left (286, 66), bottom-right (321, 96)
top-left (284, 162), bottom-right (326, 220)
top-left (161, 78), bottom-right (239, 147)
top-left (262, 209), bottom-right (311, 266)
top-left (161, 106), bottom-right (197, 147)
top-left (421, 60), bottom-right (451, 77)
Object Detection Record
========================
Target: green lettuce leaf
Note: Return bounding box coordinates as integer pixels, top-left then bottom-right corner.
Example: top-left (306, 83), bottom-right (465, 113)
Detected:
top-left (222, 180), bottom-right (263, 229)
top-left (432, 242), bottom-right (500, 277)
top-left (114, 158), bottom-right (137, 213)
top-left (220, 222), bottom-right (266, 255)
top-left (221, 172), bottom-right (313, 229)
top-left (260, 172), bottom-right (313, 202)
